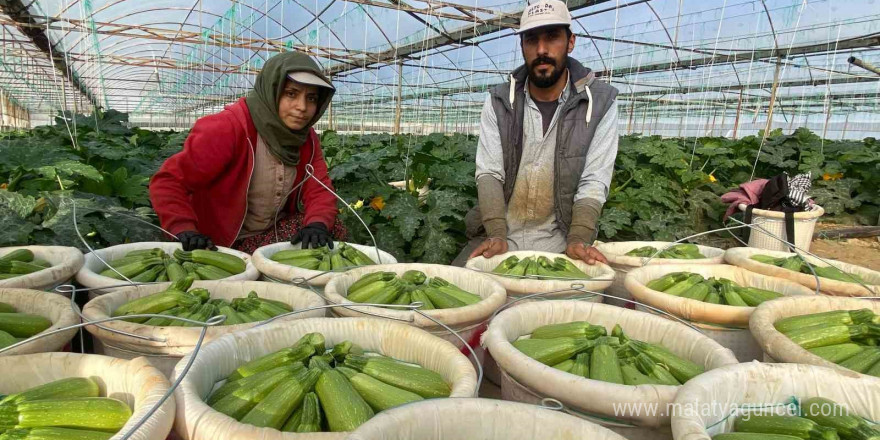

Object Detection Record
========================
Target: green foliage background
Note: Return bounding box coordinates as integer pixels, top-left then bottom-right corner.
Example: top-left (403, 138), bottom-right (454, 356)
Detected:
top-left (0, 111), bottom-right (876, 265)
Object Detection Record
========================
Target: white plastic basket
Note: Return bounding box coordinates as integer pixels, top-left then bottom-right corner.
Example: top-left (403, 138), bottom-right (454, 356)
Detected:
top-left (738, 203), bottom-right (823, 252)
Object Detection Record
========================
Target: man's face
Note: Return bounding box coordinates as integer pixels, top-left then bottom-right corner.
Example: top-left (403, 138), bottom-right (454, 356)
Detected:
top-left (521, 26), bottom-right (575, 88)
top-left (278, 80), bottom-right (319, 130)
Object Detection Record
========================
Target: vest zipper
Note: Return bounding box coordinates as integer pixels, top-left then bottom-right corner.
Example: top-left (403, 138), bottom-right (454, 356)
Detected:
top-left (554, 91), bottom-right (590, 232)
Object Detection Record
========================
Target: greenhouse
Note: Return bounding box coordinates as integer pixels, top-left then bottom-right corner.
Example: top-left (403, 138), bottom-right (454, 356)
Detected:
top-left (0, 1), bottom-right (878, 439)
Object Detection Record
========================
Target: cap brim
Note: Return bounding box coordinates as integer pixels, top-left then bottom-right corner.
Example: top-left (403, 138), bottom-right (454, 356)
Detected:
top-left (515, 21), bottom-right (571, 34)
top-left (287, 71), bottom-right (334, 90)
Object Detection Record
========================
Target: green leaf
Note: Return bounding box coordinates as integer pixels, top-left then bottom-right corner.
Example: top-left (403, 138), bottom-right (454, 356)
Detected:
top-left (0, 206), bottom-right (34, 246)
top-left (52, 160), bottom-right (103, 181)
top-left (597, 207), bottom-right (631, 239)
top-left (411, 224), bottom-right (459, 264)
top-left (382, 193), bottom-right (424, 242)
top-left (0, 190), bottom-right (37, 218)
top-left (425, 189), bottom-right (470, 220)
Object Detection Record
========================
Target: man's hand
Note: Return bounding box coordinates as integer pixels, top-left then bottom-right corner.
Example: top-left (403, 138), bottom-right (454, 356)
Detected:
top-left (468, 238), bottom-right (508, 259)
top-left (177, 230), bottom-right (217, 251)
top-left (566, 241), bottom-right (607, 265)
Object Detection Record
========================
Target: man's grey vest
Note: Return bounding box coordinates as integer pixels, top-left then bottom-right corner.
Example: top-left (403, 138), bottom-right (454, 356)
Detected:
top-left (465, 57), bottom-right (619, 238)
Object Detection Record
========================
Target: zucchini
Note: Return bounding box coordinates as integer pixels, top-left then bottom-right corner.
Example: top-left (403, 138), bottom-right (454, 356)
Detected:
top-left (775, 310), bottom-right (876, 334)
top-left (552, 359), bottom-right (575, 373)
top-left (226, 343), bottom-right (315, 382)
top-left (0, 249), bottom-right (34, 264)
top-left (0, 314), bottom-right (51, 338)
top-left (569, 352), bottom-right (590, 378)
top-left (736, 287), bottom-right (783, 307)
top-left (129, 265), bottom-right (164, 282)
top-left (0, 330), bottom-right (15, 349)
top-left (422, 287), bottom-right (466, 309)
top-left (802, 397), bottom-right (880, 440)
top-left (590, 344), bottom-right (624, 384)
top-left (0, 303), bottom-right (15, 314)
top-left (347, 279), bottom-right (400, 303)
top-left (239, 368), bottom-right (321, 429)
top-left (271, 248), bottom-right (325, 261)
top-left (807, 344), bottom-right (865, 364)
top-left (838, 348), bottom-right (880, 373)
top-left (713, 434), bottom-right (804, 440)
top-left (348, 272), bottom-right (395, 295)
top-left (646, 272), bottom-right (688, 292)
top-left (679, 282), bottom-right (711, 301)
top-left (512, 337), bottom-right (594, 366)
top-left (734, 415), bottom-right (840, 440)
top-left (111, 290), bottom-right (199, 319)
top-left (0, 398), bottom-right (132, 432)
top-left (315, 369), bottom-right (374, 432)
top-left (0, 378), bottom-right (99, 406)
top-left (211, 370), bottom-right (296, 420)
top-left (337, 366), bottom-right (423, 412)
top-left (621, 363), bottom-right (661, 385)
top-left (634, 354), bottom-right (680, 386)
top-left (400, 270), bottom-right (427, 285)
top-left (281, 406), bottom-right (303, 433)
top-left (294, 392), bottom-right (322, 433)
top-left (99, 257), bottom-right (163, 280)
top-left (493, 256), bottom-right (520, 274)
top-left (194, 265), bottom-right (234, 280)
top-left (409, 290), bottom-right (435, 310)
top-left (786, 324), bottom-right (872, 350)
top-left (174, 249), bottom-right (246, 275)
top-left (630, 340), bottom-right (704, 383)
top-left (0, 427), bottom-right (114, 440)
top-left (664, 274), bottom-right (704, 296)
top-left (343, 354), bottom-right (450, 398)
top-left (207, 364), bottom-right (304, 405)
top-left (530, 321), bottom-right (607, 340)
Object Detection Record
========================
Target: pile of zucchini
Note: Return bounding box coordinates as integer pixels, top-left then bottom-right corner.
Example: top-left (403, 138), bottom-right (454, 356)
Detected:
top-left (646, 272), bottom-right (783, 306)
top-left (98, 248), bottom-right (246, 282)
top-left (345, 270), bottom-right (482, 309)
top-left (0, 250), bottom-right (52, 281)
top-left (270, 243), bottom-right (376, 271)
top-left (110, 276), bottom-right (293, 326)
top-left (774, 309), bottom-right (880, 377)
top-left (0, 302), bottom-right (51, 349)
top-left (492, 255), bottom-right (591, 280)
top-left (0, 377), bottom-right (131, 439)
top-left (206, 332), bottom-right (450, 432)
top-left (514, 321), bottom-right (705, 386)
top-left (712, 397), bottom-right (879, 440)
top-left (625, 243), bottom-right (706, 259)
top-left (752, 255), bottom-right (868, 284)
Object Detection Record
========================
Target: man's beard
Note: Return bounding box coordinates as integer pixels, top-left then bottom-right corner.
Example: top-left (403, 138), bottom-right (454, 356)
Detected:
top-left (529, 55), bottom-right (566, 88)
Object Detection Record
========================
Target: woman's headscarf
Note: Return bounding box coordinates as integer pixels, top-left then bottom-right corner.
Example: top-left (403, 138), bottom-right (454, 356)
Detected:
top-left (246, 52), bottom-right (335, 166)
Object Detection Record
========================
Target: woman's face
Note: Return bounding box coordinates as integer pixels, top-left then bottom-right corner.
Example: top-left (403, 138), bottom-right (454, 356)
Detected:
top-left (278, 80), bottom-right (319, 130)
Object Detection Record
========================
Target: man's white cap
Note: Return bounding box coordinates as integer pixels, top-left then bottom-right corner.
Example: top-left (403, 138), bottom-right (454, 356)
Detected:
top-left (287, 71), bottom-right (334, 90)
top-left (517, 0), bottom-right (572, 34)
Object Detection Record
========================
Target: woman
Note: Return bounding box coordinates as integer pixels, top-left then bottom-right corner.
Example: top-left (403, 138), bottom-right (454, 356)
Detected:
top-left (150, 52), bottom-right (344, 253)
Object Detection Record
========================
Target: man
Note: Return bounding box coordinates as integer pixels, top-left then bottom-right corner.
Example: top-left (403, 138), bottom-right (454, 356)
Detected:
top-left (456, 0), bottom-right (618, 266)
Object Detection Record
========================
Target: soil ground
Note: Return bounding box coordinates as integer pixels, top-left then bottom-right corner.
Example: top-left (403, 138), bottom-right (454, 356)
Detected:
top-left (811, 224), bottom-right (880, 271)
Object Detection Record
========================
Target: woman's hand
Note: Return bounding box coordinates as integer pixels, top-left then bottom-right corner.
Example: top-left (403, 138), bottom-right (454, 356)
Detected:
top-left (177, 231), bottom-right (217, 251)
top-left (468, 238), bottom-right (508, 259)
top-left (565, 241), bottom-right (607, 265)
top-left (292, 222), bottom-right (333, 249)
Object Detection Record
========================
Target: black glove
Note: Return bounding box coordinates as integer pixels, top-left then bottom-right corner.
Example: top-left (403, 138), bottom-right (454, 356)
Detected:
top-left (292, 222), bottom-right (333, 249)
top-left (177, 230), bottom-right (216, 251)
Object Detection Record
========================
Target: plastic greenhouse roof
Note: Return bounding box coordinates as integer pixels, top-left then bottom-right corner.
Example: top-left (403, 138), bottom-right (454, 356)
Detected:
top-left (1, 0), bottom-right (879, 133)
